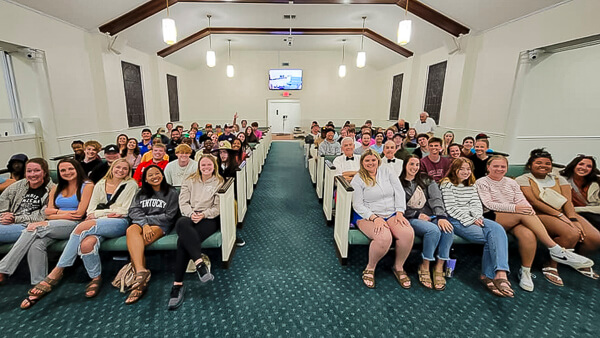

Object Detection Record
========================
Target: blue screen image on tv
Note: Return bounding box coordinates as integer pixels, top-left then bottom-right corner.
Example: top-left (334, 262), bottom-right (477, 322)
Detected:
top-left (269, 69), bottom-right (302, 90)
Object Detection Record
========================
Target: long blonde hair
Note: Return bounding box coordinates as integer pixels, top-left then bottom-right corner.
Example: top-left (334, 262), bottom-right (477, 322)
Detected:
top-left (189, 154), bottom-right (224, 184)
top-left (101, 158), bottom-right (133, 182)
top-left (357, 149), bottom-right (381, 187)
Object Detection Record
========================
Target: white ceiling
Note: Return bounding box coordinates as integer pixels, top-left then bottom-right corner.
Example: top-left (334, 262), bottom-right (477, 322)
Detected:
top-left (9, 0), bottom-right (569, 69)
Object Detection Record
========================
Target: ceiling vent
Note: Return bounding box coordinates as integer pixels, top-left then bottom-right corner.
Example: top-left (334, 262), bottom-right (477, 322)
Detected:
top-left (283, 15), bottom-right (296, 20)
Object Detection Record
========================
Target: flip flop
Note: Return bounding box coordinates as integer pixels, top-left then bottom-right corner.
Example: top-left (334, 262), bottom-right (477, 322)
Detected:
top-left (542, 267), bottom-right (564, 286)
top-left (480, 276), bottom-right (504, 297)
top-left (492, 278), bottom-right (515, 298)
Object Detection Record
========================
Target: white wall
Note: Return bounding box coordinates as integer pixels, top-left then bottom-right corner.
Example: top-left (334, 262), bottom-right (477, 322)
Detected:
top-left (0, 1), bottom-right (190, 164)
top-left (184, 50), bottom-right (381, 129)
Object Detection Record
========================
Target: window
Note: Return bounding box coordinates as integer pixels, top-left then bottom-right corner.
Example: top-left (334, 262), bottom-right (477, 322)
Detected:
top-left (423, 61), bottom-right (447, 124)
top-left (388, 73), bottom-right (404, 121)
top-left (121, 61), bottom-right (146, 127)
top-left (167, 74), bottom-right (180, 122)
top-left (0, 51), bottom-right (25, 135)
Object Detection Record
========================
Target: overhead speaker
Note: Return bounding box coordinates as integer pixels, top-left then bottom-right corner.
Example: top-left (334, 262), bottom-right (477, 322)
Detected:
top-left (109, 35), bottom-right (128, 55)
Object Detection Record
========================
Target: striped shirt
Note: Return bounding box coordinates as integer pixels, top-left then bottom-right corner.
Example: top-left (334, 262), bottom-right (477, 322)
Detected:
top-left (475, 176), bottom-right (531, 213)
top-left (440, 181), bottom-right (483, 226)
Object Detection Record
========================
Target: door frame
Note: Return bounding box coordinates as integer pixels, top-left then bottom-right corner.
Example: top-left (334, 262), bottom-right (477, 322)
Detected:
top-left (267, 99), bottom-right (301, 134)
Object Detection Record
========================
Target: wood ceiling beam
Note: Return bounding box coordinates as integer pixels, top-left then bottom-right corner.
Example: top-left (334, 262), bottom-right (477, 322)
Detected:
top-left (157, 27), bottom-right (413, 58)
top-left (396, 0), bottom-right (469, 37)
top-left (99, 0), bottom-right (178, 36)
top-left (99, 0), bottom-right (468, 38)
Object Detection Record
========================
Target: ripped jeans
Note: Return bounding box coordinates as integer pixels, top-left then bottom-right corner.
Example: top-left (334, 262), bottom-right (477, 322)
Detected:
top-left (56, 217), bottom-right (129, 279)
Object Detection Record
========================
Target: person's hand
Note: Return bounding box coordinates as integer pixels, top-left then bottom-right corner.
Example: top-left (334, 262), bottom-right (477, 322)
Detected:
top-left (372, 217), bottom-right (388, 235)
top-left (191, 212), bottom-right (204, 223)
top-left (142, 225), bottom-right (155, 242)
top-left (473, 218), bottom-right (484, 227)
top-left (234, 112), bottom-right (238, 119)
top-left (0, 212), bottom-right (15, 225)
top-left (85, 213), bottom-right (96, 221)
top-left (515, 204), bottom-right (534, 215)
top-left (106, 213), bottom-right (121, 218)
top-left (437, 219), bottom-right (453, 233)
top-left (26, 222), bottom-right (47, 231)
top-left (394, 213), bottom-right (410, 227)
top-left (570, 220), bottom-right (586, 242)
top-left (418, 213), bottom-right (431, 222)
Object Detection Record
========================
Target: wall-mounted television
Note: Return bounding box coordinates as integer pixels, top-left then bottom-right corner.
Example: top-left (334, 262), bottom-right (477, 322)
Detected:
top-left (269, 69), bottom-right (303, 90)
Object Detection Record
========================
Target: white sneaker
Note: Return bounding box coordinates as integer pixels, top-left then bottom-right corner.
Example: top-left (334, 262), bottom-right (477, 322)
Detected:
top-left (519, 268), bottom-right (534, 292)
top-left (550, 248), bottom-right (594, 269)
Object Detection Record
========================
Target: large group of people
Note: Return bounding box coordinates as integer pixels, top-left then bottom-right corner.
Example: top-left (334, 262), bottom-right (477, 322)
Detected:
top-left (0, 116), bottom-right (263, 310)
top-left (315, 115), bottom-right (600, 297)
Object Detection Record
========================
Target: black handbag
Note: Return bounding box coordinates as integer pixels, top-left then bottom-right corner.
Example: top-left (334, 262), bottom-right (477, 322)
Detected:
top-left (95, 184), bottom-right (127, 210)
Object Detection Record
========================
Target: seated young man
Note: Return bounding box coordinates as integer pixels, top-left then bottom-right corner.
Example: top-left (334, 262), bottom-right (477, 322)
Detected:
top-left (353, 133), bottom-right (371, 156)
top-left (80, 140), bottom-right (103, 176)
top-left (251, 122), bottom-right (263, 139)
top-left (413, 133), bottom-right (430, 159)
top-left (133, 144), bottom-right (169, 186)
top-left (71, 140), bottom-right (85, 161)
top-left (305, 124), bottom-right (321, 145)
top-left (420, 137), bottom-right (451, 183)
top-left (333, 137), bottom-right (360, 182)
top-left (166, 129), bottom-right (183, 162)
top-left (89, 144), bottom-right (122, 183)
top-left (138, 128), bottom-right (153, 156)
top-left (318, 128), bottom-right (341, 156)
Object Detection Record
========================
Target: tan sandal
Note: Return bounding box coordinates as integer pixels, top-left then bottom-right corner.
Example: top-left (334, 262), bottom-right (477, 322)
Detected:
top-left (417, 269), bottom-right (432, 289)
top-left (393, 269), bottom-right (411, 289)
top-left (433, 271), bottom-right (446, 291)
top-left (21, 276), bottom-right (62, 309)
top-left (492, 278), bottom-right (514, 298)
top-left (85, 277), bottom-right (102, 298)
top-left (362, 269), bottom-right (375, 289)
top-left (480, 276), bottom-right (504, 297)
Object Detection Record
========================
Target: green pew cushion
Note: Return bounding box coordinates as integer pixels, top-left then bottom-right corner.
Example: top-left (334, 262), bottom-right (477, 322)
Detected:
top-left (506, 165), bottom-right (526, 178)
top-left (0, 232), bottom-right (223, 254)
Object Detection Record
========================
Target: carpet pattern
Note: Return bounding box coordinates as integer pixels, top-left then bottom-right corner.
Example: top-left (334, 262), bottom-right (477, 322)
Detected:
top-left (0, 141), bottom-right (598, 337)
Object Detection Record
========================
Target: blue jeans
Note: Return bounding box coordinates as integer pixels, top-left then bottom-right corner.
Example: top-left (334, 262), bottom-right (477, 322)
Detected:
top-left (449, 217), bottom-right (510, 279)
top-left (0, 223), bottom-right (27, 243)
top-left (57, 217), bottom-right (129, 278)
top-left (409, 218), bottom-right (453, 261)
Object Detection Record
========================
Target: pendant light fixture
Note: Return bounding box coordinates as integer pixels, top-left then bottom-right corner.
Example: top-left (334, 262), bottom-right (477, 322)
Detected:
top-left (356, 16), bottom-right (367, 68)
top-left (338, 39), bottom-right (347, 78)
top-left (206, 15), bottom-right (216, 67)
top-left (397, 0), bottom-right (412, 46)
top-left (162, 0), bottom-right (177, 45)
top-left (226, 39), bottom-right (234, 78)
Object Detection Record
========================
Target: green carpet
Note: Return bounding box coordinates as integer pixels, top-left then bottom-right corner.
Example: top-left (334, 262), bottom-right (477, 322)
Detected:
top-left (0, 141), bottom-right (598, 337)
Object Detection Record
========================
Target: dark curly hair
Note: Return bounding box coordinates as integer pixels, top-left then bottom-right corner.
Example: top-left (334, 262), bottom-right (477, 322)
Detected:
top-left (525, 148), bottom-right (553, 171)
top-left (560, 155), bottom-right (600, 188)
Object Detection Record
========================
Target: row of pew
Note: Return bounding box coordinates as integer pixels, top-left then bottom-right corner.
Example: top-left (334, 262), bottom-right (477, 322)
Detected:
top-left (0, 129), bottom-right (273, 268)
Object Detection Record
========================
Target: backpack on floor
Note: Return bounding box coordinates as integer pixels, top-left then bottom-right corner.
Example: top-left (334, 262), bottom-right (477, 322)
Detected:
top-left (112, 263), bottom-right (138, 293)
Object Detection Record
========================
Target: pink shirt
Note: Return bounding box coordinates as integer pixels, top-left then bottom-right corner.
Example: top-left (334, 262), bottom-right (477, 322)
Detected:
top-left (254, 129), bottom-right (263, 139)
top-left (475, 176), bottom-right (531, 213)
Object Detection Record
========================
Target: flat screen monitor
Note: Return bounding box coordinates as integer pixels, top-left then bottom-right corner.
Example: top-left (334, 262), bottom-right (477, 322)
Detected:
top-left (269, 69), bottom-right (303, 90)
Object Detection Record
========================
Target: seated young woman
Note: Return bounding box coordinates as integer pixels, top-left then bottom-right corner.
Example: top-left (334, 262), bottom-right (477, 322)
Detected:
top-left (0, 159), bottom-right (93, 285)
top-left (21, 159), bottom-right (138, 309)
top-left (164, 144), bottom-right (197, 187)
top-left (168, 154), bottom-right (223, 310)
top-left (125, 165), bottom-right (179, 304)
top-left (245, 126), bottom-right (259, 144)
top-left (560, 155), bottom-right (600, 230)
top-left (447, 143), bottom-right (463, 160)
top-left (400, 155), bottom-right (453, 291)
top-left (516, 149), bottom-right (600, 283)
top-left (350, 149), bottom-right (414, 289)
top-left (0, 158), bottom-right (55, 244)
top-left (216, 141), bottom-right (239, 179)
top-left (230, 137), bottom-right (248, 165)
top-left (440, 157), bottom-right (513, 297)
top-left (116, 134), bottom-right (128, 154)
top-left (121, 137), bottom-right (141, 171)
top-left (476, 155), bottom-right (593, 291)
top-left (441, 131), bottom-right (455, 156)
top-left (403, 128), bottom-right (418, 148)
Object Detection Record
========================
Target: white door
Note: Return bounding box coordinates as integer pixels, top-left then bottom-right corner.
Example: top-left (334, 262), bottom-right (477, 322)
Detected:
top-left (268, 100), bottom-right (301, 134)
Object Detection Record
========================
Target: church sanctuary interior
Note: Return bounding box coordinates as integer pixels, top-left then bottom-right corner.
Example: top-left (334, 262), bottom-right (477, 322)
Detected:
top-left (0, 0), bottom-right (599, 336)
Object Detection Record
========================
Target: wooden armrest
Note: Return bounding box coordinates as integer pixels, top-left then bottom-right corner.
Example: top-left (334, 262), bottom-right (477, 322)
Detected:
top-left (0, 168), bottom-right (9, 175)
top-left (325, 160), bottom-right (335, 170)
top-left (218, 177), bottom-right (235, 194)
top-left (335, 175), bottom-right (353, 191)
top-left (50, 154), bottom-right (75, 161)
top-left (490, 151), bottom-right (509, 157)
